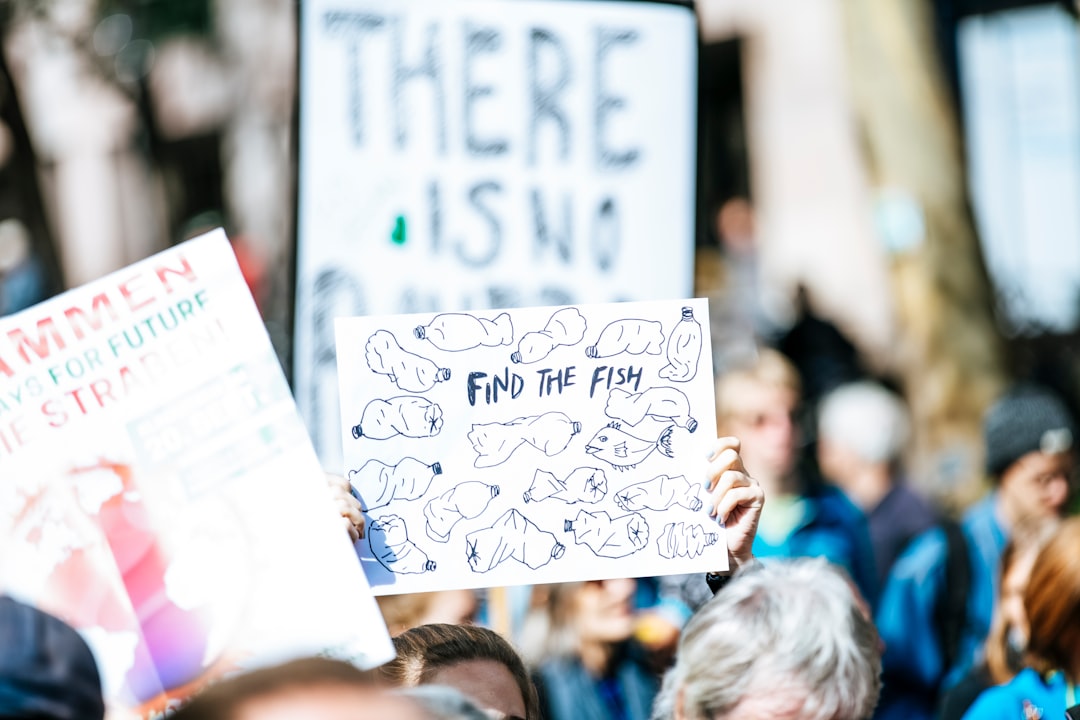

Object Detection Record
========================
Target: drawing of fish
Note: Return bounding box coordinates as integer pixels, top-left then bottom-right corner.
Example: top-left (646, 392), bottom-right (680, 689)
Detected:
top-left (584, 421), bottom-right (674, 471)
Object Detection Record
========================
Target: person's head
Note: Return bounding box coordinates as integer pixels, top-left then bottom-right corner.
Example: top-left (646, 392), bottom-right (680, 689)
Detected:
top-left (982, 384), bottom-right (1076, 526)
top-left (171, 657), bottom-right (425, 720)
top-left (816, 381), bottom-right (910, 492)
top-left (715, 348), bottom-right (802, 485)
top-left (1023, 516), bottom-right (1080, 680)
top-left (0, 595), bottom-right (106, 720)
top-left (653, 558), bottom-right (882, 720)
top-left (378, 623), bottom-right (539, 720)
top-left (983, 518), bottom-right (1059, 684)
top-left (377, 590), bottom-right (479, 636)
top-left (520, 578), bottom-right (637, 670)
top-left (395, 684), bottom-right (495, 720)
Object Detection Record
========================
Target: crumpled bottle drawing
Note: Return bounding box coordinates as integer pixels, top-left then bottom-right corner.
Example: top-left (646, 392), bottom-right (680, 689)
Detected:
top-left (423, 481), bottom-right (500, 543)
top-left (658, 306), bottom-right (703, 382)
top-left (369, 514), bottom-right (436, 574)
top-left (414, 312), bottom-right (514, 352)
top-left (585, 318), bottom-right (664, 359)
top-left (656, 522), bottom-right (719, 560)
top-left (468, 411), bottom-right (581, 468)
top-left (584, 421), bottom-right (674, 471)
top-left (510, 307), bottom-right (587, 364)
top-left (613, 474), bottom-right (703, 512)
top-left (465, 508), bottom-right (565, 572)
top-left (605, 387), bottom-right (698, 433)
top-left (349, 457), bottom-right (443, 509)
top-left (351, 396), bottom-right (444, 440)
top-left (564, 509), bottom-right (649, 558)
top-left (365, 329), bottom-right (451, 392)
top-left (522, 467), bottom-right (608, 504)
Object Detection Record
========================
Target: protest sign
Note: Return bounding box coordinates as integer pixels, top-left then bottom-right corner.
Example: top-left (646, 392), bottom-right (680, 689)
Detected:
top-left (295, 0), bottom-right (698, 470)
top-left (336, 298), bottom-right (723, 594)
top-left (0, 230), bottom-right (393, 719)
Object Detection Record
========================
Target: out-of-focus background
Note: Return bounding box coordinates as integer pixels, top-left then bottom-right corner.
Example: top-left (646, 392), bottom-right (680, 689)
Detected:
top-left (1, 0), bottom-right (1078, 508)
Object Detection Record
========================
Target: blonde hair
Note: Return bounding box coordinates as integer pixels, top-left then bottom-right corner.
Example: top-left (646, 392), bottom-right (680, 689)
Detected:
top-left (715, 348), bottom-right (801, 426)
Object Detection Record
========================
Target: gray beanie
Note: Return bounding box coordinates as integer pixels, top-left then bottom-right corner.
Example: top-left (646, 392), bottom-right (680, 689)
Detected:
top-left (983, 384), bottom-right (1076, 477)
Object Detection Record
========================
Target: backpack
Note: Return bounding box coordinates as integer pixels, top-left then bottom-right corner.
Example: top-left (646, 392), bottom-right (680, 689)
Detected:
top-left (934, 518), bottom-right (971, 680)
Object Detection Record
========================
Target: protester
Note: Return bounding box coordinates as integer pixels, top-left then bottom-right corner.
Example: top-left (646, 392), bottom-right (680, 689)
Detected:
top-left (960, 516), bottom-right (1080, 720)
top-left (170, 656), bottom-right (427, 720)
top-left (378, 622), bottom-right (539, 720)
top-left (937, 518), bottom-right (1058, 720)
top-left (522, 436), bottom-right (764, 720)
top-left (0, 595), bottom-right (106, 720)
top-left (651, 557), bottom-right (882, 720)
top-left (375, 590), bottom-right (479, 637)
top-left (816, 380), bottom-right (939, 586)
top-left (394, 684), bottom-right (496, 720)
top-left (874, 383), bottom-right (1077, 720)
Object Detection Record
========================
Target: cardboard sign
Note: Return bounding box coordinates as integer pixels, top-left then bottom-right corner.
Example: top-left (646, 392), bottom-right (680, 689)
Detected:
top-left (336, 299), bottom-right (724, 594)
top-left (295, 0), bottom-right (698, 469)
top-left (0, 230), bottom-right (393, 719)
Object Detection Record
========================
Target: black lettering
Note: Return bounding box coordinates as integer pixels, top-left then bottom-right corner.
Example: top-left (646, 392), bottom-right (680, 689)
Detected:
top-left (591, 197), bottom-right (619, 273)
top-left (464, 22), bottom-right (508, 156)
top-left (309, 269), bottom-right (365, 457)
top-left (626, 365), bottom-right (642, 391)
top-left (528, 28), bottom-right (571, 165)
top-left (324, 11), bottom-right (386, 147)
top-left (392, 18), bottom-right (446, 152)
top-left (467, 371), bottom-right (487, 406)
top-left (531, 189), bottom-right (572, 263)
top-left (589, 365), bottom-right (608, 399)
top-left (457, 181), bottom-right (502, 268)
top-left (595, 28), bottom-right (640, 170)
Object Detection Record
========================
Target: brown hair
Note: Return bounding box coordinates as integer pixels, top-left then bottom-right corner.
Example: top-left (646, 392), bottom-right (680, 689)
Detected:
top-left (984, 518), bottom-right (1058, 684)
top-left (1023, 516), bottom-right (1080, 678)
top-left (172, 657), bottom-right (380, 720)
top-left (378, 623), bottom-right (541, 720)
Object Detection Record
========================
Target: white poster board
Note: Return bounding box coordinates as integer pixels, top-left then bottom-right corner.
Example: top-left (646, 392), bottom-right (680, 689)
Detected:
top-left (0, 230), bottom-right (393, 719)
top-left (336, 298), bottom-right (723, 594)
top-left (296, 0), bottom-right (698, 469)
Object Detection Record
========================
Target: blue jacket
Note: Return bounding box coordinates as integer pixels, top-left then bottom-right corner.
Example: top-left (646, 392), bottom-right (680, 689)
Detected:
top-left (751, 483), bottom-right (878, 608)
top-left (873, 494), bottom-right (1008, 720)
top-left (961, 668), bottom-right (1068, 720)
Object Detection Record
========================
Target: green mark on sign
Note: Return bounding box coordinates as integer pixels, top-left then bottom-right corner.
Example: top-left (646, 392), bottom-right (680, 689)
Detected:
top-left (391, 215), bottom-right (407, 245)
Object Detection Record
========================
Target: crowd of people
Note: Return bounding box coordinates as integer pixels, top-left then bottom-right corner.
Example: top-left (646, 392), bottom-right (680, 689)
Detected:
top-left (2, 345), bottom-right (1078, 720)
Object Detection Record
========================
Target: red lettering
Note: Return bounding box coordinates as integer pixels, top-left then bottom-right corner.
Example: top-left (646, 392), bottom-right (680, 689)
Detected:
top-left (156, 253), bottom-right (197, 294)
top-left (119, 274), bottom-right (154, 313)
top-left (42, 398), bottom-right (68, 428)
top-left (8, 317), bottom-right (67, 365)
top-left (0, 354), bottom-right (13, 378)
top-left (63, 293), bottom-right (120, 340)
top-left (90, 378), bottom-right (116, 409)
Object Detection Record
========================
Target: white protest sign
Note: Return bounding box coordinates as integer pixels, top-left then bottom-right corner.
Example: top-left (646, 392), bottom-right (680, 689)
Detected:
top-left (296, 0), bottom-right (698, 469)
top-left (0, 230), bottom-right (393, 719)
top-left (336, 299), bottom-right (723, 594)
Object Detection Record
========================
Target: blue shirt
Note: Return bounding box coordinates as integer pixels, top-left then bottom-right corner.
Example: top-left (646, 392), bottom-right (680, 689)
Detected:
top-left (962, 668), bottom-right (1068, 720)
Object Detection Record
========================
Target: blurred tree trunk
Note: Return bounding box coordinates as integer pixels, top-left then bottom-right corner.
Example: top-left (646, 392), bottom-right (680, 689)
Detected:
top-left (839, 0), bottom-right (1008, 506)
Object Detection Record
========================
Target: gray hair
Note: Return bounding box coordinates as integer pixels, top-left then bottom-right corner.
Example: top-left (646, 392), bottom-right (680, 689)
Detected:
top-left (651, 558), bottom-right (881, 720)
top-left (394, 684), bottom-right (493, 720)
top-left (817, 381), bottom-right (910, 465)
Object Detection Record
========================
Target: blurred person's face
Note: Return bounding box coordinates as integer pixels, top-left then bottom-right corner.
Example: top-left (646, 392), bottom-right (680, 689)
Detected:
top-left (414, 590), bottom-right (479, 627)
top-left (998, 450), bottom-right (1075, 524)
top-left (234, 685), bottom-right (426, 720)
top-left (427, 658), bottom-right (527, 720)
top-left (720, 381), bottom-right (799, 483)
top-left (574, 578), bottom-right (637, 645)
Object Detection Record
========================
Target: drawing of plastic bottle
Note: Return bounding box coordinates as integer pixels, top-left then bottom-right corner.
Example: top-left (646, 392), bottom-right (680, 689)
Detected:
top-left (468, 411), bottom-right (581, 468)
top-left (523, 467), bottom-right (608, 504)
top-left (511, 307), bottom-right (587, 364)
top-left (605, 387), bottom-right (698, 433)
top-left (414, 312), bottom-right (514, 351)
top-left (585, 319), bottom-right (664, 359)
top-left (656, 522), bottom-right (719, 559)
top-left (423, 482), bottom-right (500, 543)
top-left (349, 457), bottom-right (443, 509)
top-left (465, 509), bottom-right (565, 572)
top-left (365, 330), bottom-right (451, 393)
top-left (565, 509), bottom-right (649, 558)
top-left (86, 461), bottom-right (212, 699)
top-left (351, 396), bottom-right (444, 440)
top-left (369, 514), bottom-right (437, 574)
top-left (613, 474), bottom-right (703, 512)
top-left (658, 307), bottom-right (703, 381)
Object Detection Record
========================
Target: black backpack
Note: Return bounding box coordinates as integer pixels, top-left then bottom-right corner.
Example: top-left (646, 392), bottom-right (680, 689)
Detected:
top-left (934, 518), bottom-right (972, 680)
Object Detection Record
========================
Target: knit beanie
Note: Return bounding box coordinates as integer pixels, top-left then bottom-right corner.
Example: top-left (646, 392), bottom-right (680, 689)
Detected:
top-left (983, 384), bottom-right (1076, 478)
top-left (0, 595), bottom-right (106, 720)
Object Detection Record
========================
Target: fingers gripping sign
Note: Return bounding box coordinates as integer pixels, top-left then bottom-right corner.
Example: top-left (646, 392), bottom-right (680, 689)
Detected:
top-left (704, 437), bottom-right (764, 572)
top-left (326, 472), bottom-right (366, 542)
